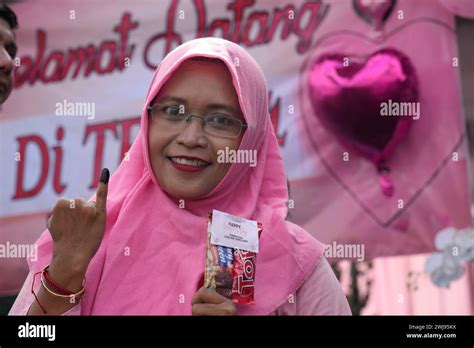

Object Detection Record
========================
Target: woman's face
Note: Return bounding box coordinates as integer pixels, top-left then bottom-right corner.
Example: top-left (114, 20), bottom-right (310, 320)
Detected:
top-left (148, 59), bottom-right (244, 200)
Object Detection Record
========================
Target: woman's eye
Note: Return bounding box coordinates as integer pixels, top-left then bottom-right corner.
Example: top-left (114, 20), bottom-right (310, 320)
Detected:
top-left (162, 105), bottom-right (183, 116)
top-left (209, 114), bottom-right (232, 126)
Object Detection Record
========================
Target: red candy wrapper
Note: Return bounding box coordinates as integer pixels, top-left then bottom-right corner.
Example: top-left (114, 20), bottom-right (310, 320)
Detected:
top-left (204, 212), bottom-right (262, 305)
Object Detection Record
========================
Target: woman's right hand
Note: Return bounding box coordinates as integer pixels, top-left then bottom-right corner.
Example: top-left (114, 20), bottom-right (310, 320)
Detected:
top-left (47, 168), bottom-right (110, 273)
top-left (26, 168), bottom-right (110, 315)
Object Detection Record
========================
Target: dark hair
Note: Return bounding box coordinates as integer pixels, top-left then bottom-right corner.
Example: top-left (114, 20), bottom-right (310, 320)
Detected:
top-left (0, 4), bottom-right (18, 30)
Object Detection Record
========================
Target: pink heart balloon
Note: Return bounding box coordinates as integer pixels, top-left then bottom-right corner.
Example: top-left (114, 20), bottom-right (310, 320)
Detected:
top-left (308, 48), bottom-right (419, 195)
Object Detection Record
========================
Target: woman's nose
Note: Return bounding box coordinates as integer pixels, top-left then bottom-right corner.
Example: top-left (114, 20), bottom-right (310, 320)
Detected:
top-left (175, 117), bottom-right (208, 147)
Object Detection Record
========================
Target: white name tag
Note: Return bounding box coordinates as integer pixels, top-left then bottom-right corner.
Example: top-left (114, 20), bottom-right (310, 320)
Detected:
top-left (210, 209), bottom-right (259, 253)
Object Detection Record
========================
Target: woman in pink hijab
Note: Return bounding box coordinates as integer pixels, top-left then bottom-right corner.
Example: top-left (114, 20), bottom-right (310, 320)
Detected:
top-left (10, 38), bottom-right (350, 316)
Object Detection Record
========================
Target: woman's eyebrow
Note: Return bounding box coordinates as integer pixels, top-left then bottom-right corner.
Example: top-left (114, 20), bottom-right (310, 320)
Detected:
top-left (155, 96), bottom-right (187, 104)
top-left (207, 103), bottom-right (238, 115)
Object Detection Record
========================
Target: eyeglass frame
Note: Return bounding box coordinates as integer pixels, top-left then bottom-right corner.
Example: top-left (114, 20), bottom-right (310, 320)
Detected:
top-left (146, 103), bottom-right (248, 139)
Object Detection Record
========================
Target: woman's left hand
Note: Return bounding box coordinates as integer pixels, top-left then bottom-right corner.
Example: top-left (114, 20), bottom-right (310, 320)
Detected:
top-left (191, 287), bottom-right (237, 316)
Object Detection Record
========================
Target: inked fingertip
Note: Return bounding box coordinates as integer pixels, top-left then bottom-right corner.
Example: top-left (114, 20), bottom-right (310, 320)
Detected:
top-left (100, 168), bottom-right (110, 184)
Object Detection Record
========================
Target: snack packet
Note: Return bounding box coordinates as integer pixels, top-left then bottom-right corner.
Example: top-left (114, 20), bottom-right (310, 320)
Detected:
top-left (204, 211), bottom-right (262, 305)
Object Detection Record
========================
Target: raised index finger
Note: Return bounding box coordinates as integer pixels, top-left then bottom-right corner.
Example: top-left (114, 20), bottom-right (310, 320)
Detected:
top-left (95, 168), bottom-right (109, 214)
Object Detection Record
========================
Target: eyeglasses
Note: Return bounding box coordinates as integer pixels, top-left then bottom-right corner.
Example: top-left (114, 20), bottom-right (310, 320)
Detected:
top-left (147, 103), bottom-right (247, 139)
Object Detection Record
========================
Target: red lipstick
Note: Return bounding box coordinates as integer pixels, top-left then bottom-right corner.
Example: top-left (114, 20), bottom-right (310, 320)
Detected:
top-left (168, 156), bottom-right (211, 173)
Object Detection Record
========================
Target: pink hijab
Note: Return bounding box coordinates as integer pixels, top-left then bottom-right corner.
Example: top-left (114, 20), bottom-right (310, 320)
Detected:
top-left (28, 37), bottom-right (324, 315)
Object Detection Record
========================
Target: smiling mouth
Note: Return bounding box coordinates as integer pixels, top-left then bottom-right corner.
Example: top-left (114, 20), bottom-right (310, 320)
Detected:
top-left (168, 156), bottom-right (212, 169)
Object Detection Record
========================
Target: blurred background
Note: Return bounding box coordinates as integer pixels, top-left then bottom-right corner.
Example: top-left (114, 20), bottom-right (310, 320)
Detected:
top-left (1, 0), bottom-right (473, 315)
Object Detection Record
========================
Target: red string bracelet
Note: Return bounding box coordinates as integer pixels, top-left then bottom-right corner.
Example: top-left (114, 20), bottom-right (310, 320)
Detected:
top-left (42, 266), bottom-right (75, 295)
top-left (31, 271), bottom-right (47, 314)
